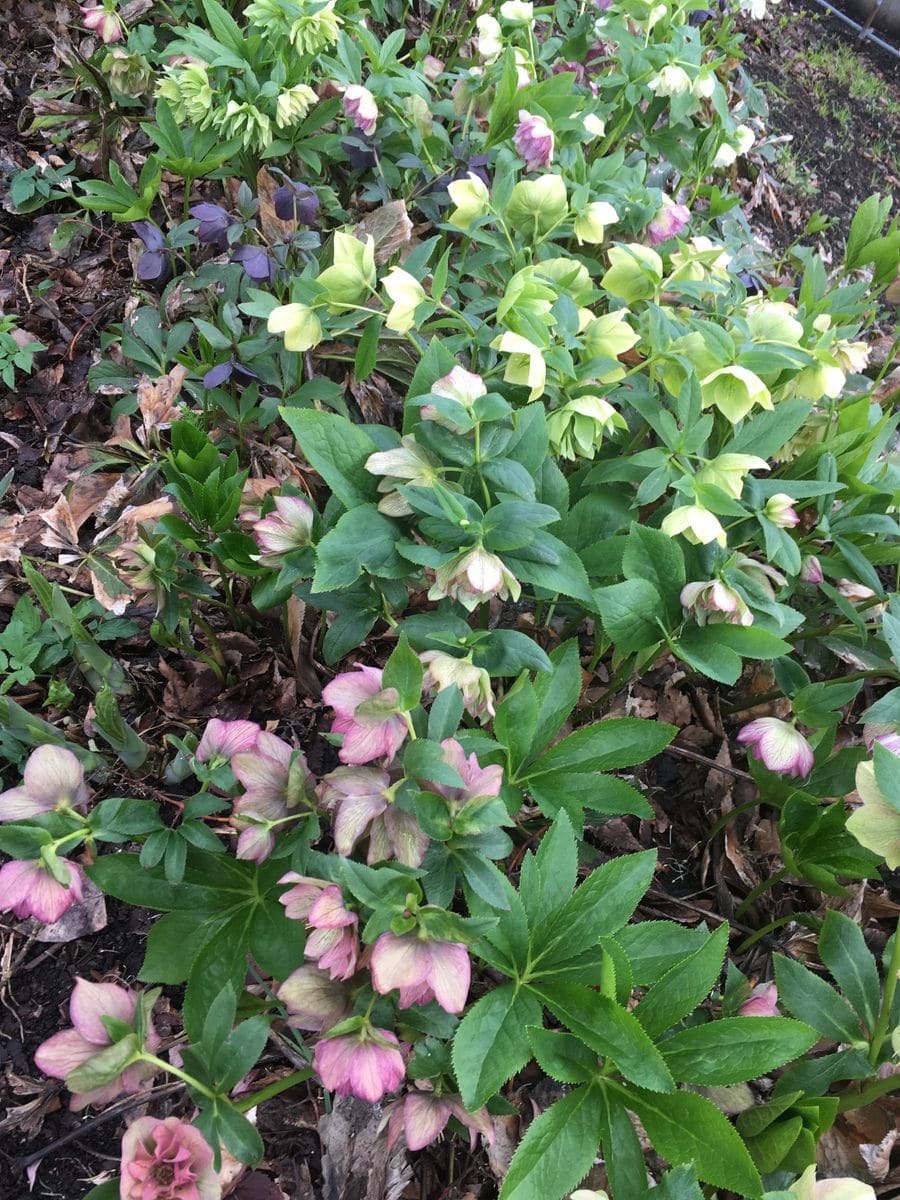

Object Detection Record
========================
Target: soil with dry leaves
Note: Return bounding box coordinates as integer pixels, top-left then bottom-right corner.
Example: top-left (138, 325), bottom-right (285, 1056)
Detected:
top-left (2, 0), bottom-right (900, 1197)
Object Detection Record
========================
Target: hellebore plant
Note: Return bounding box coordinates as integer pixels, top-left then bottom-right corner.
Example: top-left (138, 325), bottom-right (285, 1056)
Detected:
top-left (738, 718), bottom-right (815, 779)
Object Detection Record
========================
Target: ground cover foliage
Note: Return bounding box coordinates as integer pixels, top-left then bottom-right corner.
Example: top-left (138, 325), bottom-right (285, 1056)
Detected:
top-left (1, 0), bottom-right (900, 1197)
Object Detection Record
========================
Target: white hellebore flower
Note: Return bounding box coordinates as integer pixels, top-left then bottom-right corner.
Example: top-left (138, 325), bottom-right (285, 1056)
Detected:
top-left (475, 14), bottom-right (503, 62)
top-left (382, 268), bottom-right (426, 334)
top-left (648, 64), bottom-right (692, 97)
top-left (500, 0), bottom-right (534, 22)
top-left (661, 504), bottom-right (727, 547)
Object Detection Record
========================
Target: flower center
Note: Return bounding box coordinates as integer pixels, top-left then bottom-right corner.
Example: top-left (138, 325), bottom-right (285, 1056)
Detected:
top-left (150, 1162), bottom-right (176, 1188)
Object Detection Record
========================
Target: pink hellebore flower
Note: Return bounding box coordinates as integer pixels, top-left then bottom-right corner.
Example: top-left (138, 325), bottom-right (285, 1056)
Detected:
top-left (420, 651), bottom-right (495, 722)
top-left (319, 766), bottom-right (429, 867)
top-left (0, 858), bottom-right (85, 925)
top-left (278, 873), bottom-right (330, 920)
top-left (305, 884), bottom-right (360, 981)
top-left (343, 84), bottom-right (379, 134)
top-left (385, 1090), bottom-right (495, 1152)
top-left (314, 1027), bottom-right (405, 1103)
top-left (323, 665), bottom-right (409, 765)
top-left (513, 110), bottom-right (554, 171)
top-left (428, 547), bottom-right (521, 612)
top-left (120, 1116), bottom-right (220, 1200)
top-left (195, 718), bottom-right (261, 763)
top-left (680, 579), bottom-right (752, 627)
top-left (424, 738), bottom-right (504, 815)
top-left (764, 493), bottom-right (800, 529)
top-left (371, 931), bottom-right (471, 1014)
top-left (231, 732), bottom-right (314, 860)
top-left (647, 196), bottom-right (691, 246)
top-left (875, 732), bottom-right (900, 756)
top-left (0, 744), bottom-right (89, 821)
top-left (252, 495), bottom-right (314, 563)
top-left (737, 718), bottom-right (814, 779)
top-left (738, 982), bottom-right (779, 1017)
top-left (277, 964), bottom-right (351, 1032)
top-left (34, 978), bottom-right (160, 1111)
top-left (80, 3), bottom-right (125, 42)
top-left (801, 555), bottom-right (824, 584)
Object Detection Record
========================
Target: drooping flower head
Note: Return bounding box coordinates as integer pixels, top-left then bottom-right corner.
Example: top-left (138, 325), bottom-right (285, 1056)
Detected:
top-left (420, 652), bottom-right (495, 722)
top-left (251, 495), bottom-right (315, 562)
top-left (314, 1025), bottom-right (405, 1103)
top-left (35, 978), bottom-right (160, 1111)
top-left (385, 1089), bottom-right (494, 1152)
top-left (188, 203), bottom-right (231, 249)
top-left (0, 858), bottom-right (86, 925)
top-left (800, 555), bottom-right (824, 584)
top-left (318, 766), bottom-right (429, 866)
top-left (428, 547), bottom-right (521, 612)
top-left (120, 1117), bottom-right (220, 1200)
top-left (423, 738), bottom-right (504, 816)
top-left (661, 504), bottom-right (726, 547)
top-left (304, 884), bottom-right (360, 981)
top-left (737, 982), bottom-right (779, 1017)
top-left (230, 732), bottom-right (314, 860)
top-left (764, 493), bottom-right (800, 529)
top-left (80, 3), bottom-right (125, 42)
top-left (680, 579), bottom-right (753, 627)
top-left (737, 718), bottom-right (814, 779)
top-left (272, 180), bottom-right (320, 225)
top-left (513, 110), bottom-right (554, 172)
top-left (646, 196), bottom-right (691, 245)
top-left (267, 303), bottom-right (323, 353)
top-left (0, 744), bottom-right (89, 822)
top-left (323, 665), bottom-right (410, 765)
top-left (277, 964), bottom-right (352, 1032)
top-left (343, 85), bottom-right (379, 135)
top-left (421, 366), bottom-right (486, 432)
top-left (371, 931), bottom-right (471, 1014)
top-left (195, 719), bottom-right (261, 764)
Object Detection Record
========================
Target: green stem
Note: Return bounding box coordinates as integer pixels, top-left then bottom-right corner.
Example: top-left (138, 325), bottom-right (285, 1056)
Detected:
top-left (837, 1072), bottom-right (900, 1113)
top-left (734, 912), bottom-right (797, 953)
top-left (868, 930), bottom-right (900, 1065)
top-left (235, 1068), bottom-right (313, 1112)
top-left (141, 1053), bottom-right (218, 1102)
top-left (734, 867), bottom-right (786, 920)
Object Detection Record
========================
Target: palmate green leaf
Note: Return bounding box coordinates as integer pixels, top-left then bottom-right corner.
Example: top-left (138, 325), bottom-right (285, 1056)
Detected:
top-left (819, 909), bottom-right (880, 1032)
top-left (608, 1081), bottom-right (763, 1198)
top-left (774, 954), bottom-right (865, 1043)
top-left (452, 983), bottom-right (543, 1109)
top-left (632, 923), bottom-right (729, 1038)
top-left (279, 408), bottom-right (378, 510)
top-left (594, 578), bottom-right (664, 651)
top-left (531, 850), bottom-right (657, 969)
top-left (658, 1017), bottom-right (818, 1084)
top-left (498, 1084), bottom-right (604, 1200)
top-left (311, 505), bottom-right (407, 592)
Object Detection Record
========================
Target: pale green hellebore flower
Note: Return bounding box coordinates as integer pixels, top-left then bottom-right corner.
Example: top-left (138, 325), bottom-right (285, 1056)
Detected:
top-left (317, 231), bottom-right (377, 311)
top-left (491, 331), bottom-right (547, 400)
top-left (382, 268), bottom-right (426, 334)
top-left (268, 303), bottom-right (323, 353)
top-left (699, 364), bottom-right (772, 422)
top-left (600, 244), bottom-right (663, 304)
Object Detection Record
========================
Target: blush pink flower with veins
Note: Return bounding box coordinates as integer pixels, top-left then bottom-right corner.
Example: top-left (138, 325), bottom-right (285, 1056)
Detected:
top-left (34, 978), bottom-right (160, 1111)
top-left (323, 665), bottom-right (409, 765)
top-left (423, 738), bottom-right (503, 815)
top-left (737, 718), bottom-right (814, 779)
top-left (0, 744), bottom-right (89, 821)
top-left (0, 858), bottom-right (85, 924)
top-left (195, 718), bottom-right (261, 763)
top-left (80, 3), bottom-right (125, 42)
top-left (385, 1090), bottom-right (494, 1152)
top-left (314, 1027), bottom-right (405, 1103)
top-left (371, 932), bottom-right (471, 1013)
top-left (304, 885), bottom-right (360, 981)
top-left (318, 766), bottom-right (429, 867)
top-left (120, 1116), bottom-right (220, 1200)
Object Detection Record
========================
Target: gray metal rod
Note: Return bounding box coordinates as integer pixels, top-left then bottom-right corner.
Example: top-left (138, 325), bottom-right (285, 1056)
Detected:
top-left (807, 0), bottom-right (900, 60)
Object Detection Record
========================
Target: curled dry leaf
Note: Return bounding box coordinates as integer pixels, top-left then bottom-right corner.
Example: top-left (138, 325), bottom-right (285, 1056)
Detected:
top-left (137, 364), bottom-right (188, 445)
top-left (354, 199), bottom-right (413, 266)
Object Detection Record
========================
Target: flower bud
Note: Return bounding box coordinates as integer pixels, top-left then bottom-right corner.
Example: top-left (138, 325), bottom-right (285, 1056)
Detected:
top-left (189, 203), bottom-right (231, 249)
top-left (680, 579), bottom-right (752, 626)
top-left (764, 492), bottom-right (800, 528)
top-left (273, 180), bottom-right (319, 225)
top-left (738, 983), bottom-right (779, 1017)
top-left (513, 110), bottom-right (554, 172)
top-left (583, 113), bottom-right (606, 137)
top-left (800, 555), bottom-right (824, 584)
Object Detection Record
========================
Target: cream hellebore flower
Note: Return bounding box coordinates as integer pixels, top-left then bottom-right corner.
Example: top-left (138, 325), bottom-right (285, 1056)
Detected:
top-left (600, 244), bottom-right (663, 304)
top-left (695, 453), bottom-right (768, 500)
top-left (422, 366), bottom-right (487, 431)
top-left (835, 338), bottom-right (870, 374)
top-left (583, 113), bottom-right (606, 138)
top-left (276, 84), bottom-right (317, 128)
top-left (661, 504), bottom-right (727, 547)
top-left (447, 173), bottom-right (491, 230)
top-left (648, 64), bottom-right (692, 96)
top-left (713, 124), bottom-right (755, 167)
top-left (699, 364), bottom-right (772, 423)
top-left (744, 299), bottom-right (804, 345)
top-left (847, 759), bottom-right (900, 871)
top-left (666, 236), bottom-right (732, 286)
top-left (476, 14), bottom-right (503, 62)
top-left (491, 331), bottom-right (547, 400)
top-left (547, 395), bottom-right (627, 460)
top-left (317, 231), bottom-right (377, 310)
top-left (500, 0), bottom-right (534, 22)
top-left (574, 200), bottom-right (619, 246)
top-left (382, 268), bottom-right (426, 334)
top-left (366, 435), bottom-right (440, 515)
top-left (268, 303), bottom-right (323, 352)
top-left (693, 69), bottom-right (716, 99)
top-left (581, 310), bottom-right (640, 383)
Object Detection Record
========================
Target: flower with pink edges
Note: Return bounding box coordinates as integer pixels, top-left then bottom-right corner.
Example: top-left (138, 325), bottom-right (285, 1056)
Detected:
top-left (314, 1026), bottom-right (405, 1102)
top-left (420, 652), bottom-right (495, 722)
top-left (231, 732), bottom-right (314, 860)
top-left (120, 1116), bottom-right (220, 1200)
top-left (427, 546), bottom-right (521, 612)
top-left (737, 718), bottom-right (814, 779)
top-left (35, 978), bottom-right (160, 1111)
top-left (251, 495), bottom-right (314, 563)
top-left (278, 873), bottom-right (330, 919)
top-left (421, 366), bottom-right (487, 432)
top-left (80, 3), bottom-right (125, 42)
top-left (423, 738), bottom-right (504, 816)
top-left (513, 110), bottom-right (554, 171)
top-left (319, 766), bottom-right (429, 867)
top-left (371, 931), bottom-right (471, 1013)
top-left (680, 579), bottom-right (753, 627)
top-left (738, 982), bottom-right (779, 1017)
top-left (647, 195), bottom-right (691, 246)
top-left (800, 555), bottom-right (824, 584)
top-left (385, 1089), bottom-right (494, 1152)
top-left (195, 718), bottom-right (261, 764)
top-left (277, 964), bottom-right (352, 1032)
top-left (343, 85), bottom-right (378, 134)
top-left (305, 885), bottom-right (360, 981)
top-left (323, 665), bottom-right (409, 765)
top-left (0, 858), bottom-right (85, 924)
top-left (764, 493), bottom-right (800, 529)
top-left (0, 744), bottom-right (89, 822)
